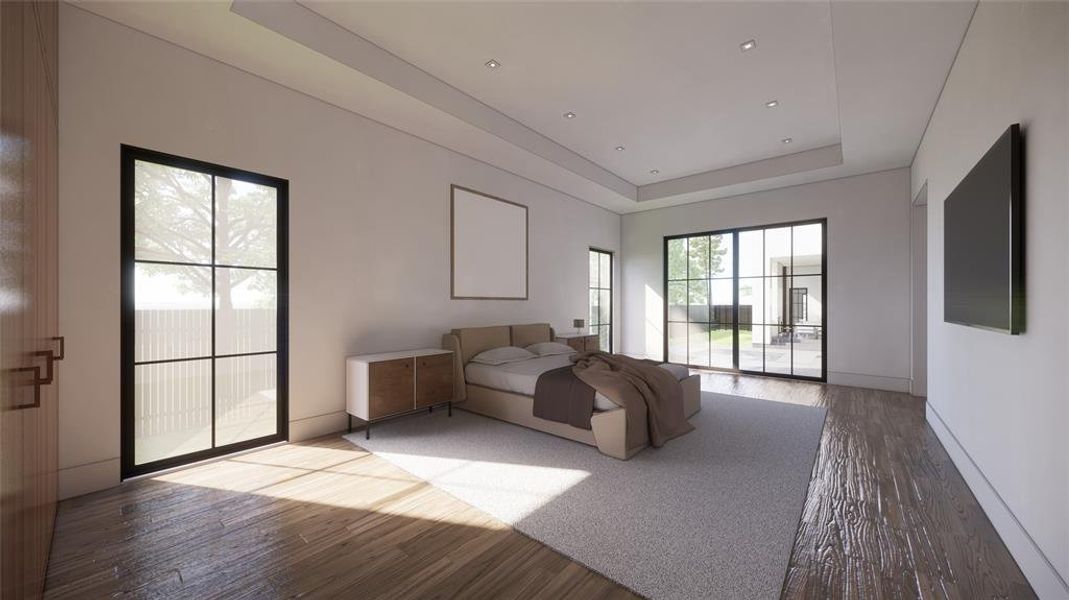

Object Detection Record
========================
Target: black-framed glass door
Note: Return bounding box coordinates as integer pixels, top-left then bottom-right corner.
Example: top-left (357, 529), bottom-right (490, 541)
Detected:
top-left (121, 145), bottom-right (288, 478)
top-left (664, 219), bottom-right (826, 381)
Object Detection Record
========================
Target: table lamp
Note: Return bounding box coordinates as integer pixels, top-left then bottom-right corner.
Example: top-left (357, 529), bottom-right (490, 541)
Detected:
top-left (573, 319), bottom-right (585, 335)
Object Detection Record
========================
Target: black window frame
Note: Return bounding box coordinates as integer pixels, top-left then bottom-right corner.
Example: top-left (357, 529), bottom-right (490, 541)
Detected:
top-left (120, 145), bottom-right (289, 479)
top-left (663, 218), bottom-right (827, 382)
top-left (589, 247), bottom-right (613, 352)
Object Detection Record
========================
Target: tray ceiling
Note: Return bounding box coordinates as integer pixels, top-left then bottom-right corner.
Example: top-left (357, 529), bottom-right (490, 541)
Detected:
top-left (74, 1), bottom-right (976, 213)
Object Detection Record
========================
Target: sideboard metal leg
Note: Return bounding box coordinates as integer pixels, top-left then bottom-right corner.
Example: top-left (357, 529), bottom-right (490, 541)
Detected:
top-left (366, 420), bottom-right (371, 440)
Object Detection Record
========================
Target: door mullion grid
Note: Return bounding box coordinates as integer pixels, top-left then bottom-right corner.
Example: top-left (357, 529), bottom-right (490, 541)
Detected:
top-left (664, 220), bottom-right (824, 381)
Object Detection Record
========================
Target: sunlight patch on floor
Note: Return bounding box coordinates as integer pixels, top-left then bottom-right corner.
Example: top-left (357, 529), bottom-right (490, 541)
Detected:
top-left (147, 446), bottom-right (517, 530)
top-left (373, 452), bottom-right (592, 523)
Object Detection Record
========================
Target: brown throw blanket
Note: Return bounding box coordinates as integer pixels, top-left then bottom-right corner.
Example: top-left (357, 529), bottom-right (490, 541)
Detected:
top-left (571, 352), bottom-right (694, 447)
top-left (532, 366), bottom-right (596, 430)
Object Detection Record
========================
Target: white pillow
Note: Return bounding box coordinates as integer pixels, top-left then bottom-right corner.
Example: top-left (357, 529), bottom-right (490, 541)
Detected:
top-left (525, 342), bottom-right (576, 357)
top-left (470, 346), bottom-right (536, 365)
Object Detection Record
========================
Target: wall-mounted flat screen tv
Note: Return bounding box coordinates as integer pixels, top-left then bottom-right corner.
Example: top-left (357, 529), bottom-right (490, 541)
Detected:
top-left (944, 123), bottom-right (1023, 334)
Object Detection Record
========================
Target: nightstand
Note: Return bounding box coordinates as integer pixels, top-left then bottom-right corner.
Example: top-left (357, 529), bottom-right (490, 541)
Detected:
top-left (554, 332), bottom-right (601, 352)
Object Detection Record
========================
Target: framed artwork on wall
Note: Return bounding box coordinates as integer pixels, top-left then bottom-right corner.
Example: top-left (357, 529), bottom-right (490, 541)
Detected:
top-left (450, 185), bottom-right (528, 300)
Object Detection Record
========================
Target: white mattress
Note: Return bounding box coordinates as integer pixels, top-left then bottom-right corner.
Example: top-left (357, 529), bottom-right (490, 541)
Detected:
top-left (464, 354), bottom-right (690, 412)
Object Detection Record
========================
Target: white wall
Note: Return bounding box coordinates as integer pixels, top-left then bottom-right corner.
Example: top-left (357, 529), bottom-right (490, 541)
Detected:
top-left (910, 200), bottom-right (927, 397)
top-left (911, 2), bottom-right (1069, 597)
top-left (57, 6), bottom-right (620, 498)
top-left (621, 168), bottom-right (912, 392)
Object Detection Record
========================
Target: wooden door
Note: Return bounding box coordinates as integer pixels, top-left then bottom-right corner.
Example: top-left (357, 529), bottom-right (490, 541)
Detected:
top-left (1, 1), bottom-right (60, 598)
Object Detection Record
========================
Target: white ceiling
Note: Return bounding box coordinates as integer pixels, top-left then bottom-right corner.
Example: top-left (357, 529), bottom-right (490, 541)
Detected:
top-left (73, 1), bottom-right (976, 214)
top-left (305, 1), bottom-right (842, 186)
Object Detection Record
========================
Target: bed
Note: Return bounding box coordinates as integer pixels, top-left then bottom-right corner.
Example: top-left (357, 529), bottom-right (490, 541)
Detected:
top-left (442, 323), bottom-right (701, 459)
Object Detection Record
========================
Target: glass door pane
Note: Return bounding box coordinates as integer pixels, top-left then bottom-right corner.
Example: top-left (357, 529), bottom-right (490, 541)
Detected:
top-left (215, 177), bottom-right (277, 268)
top-left (790, 223), bottom-right (823, 377)
top-left (709, 234), bottom-right (733, 279)
top-left (710, 325), bottom-right (733, 369)
top-left (738, 324), bottom-right (762, 371)
top-left (215, 268), bottom-right (277, 355)
top-left (134, 264), bottom-right (212, 363)
top-left (763, 324), bottom-right (792, 376)
top-left (215, 354), bottom-right (278, 446)
top-left (134, 360), bottom-right (212, 465)
top-left (793, 327), bottom-right (823, 378)
top-left (133, 161), bottom-right (212, 264)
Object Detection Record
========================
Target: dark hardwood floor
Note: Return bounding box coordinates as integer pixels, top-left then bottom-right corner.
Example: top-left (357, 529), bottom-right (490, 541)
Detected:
top-left (45, 374), bottom-right (1034, 599)
top-left (699, 372), bottom-right (1034, 599)
top-left (43, 437), bottom-right (637, 600)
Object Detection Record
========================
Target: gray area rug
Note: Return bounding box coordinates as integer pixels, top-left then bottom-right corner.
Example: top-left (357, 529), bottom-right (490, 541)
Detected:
top-left (344, 392), bottom-right (826, 600)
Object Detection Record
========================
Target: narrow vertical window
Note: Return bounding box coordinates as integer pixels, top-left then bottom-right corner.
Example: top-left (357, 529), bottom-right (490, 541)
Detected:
top-left (588, 248), bottom-right (613, 352)
top-left (121, 146), bottom-right (288, 478)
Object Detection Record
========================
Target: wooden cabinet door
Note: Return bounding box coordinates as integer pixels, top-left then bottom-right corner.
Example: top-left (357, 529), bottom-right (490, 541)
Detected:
top-left (1, 2), bottom-right (59, 598)
top-left (415, 354), bottom-right (453, 407)
top-left (368, 359), bottom-right (413, 419)
top-left (585, 336), bottom-right (598, 352)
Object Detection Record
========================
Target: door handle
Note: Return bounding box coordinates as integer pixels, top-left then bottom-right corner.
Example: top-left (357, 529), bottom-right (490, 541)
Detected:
top-left (6, 337), bottom-right (63, 410)
top-left (31, 336), bottom-right (64, 386)
top-left (50, 336), bottom-right (65, 361)
top-left (9, 365), bottom-right (43, 410)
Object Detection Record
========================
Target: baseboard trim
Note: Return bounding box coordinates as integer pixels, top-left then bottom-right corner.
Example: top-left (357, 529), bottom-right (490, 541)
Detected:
top-left (926, 403), bottom-right (1069, 599)
top-left (827, 370), bottom-right (910, 393)
top-left (290, 410), bottom-right (348, 441)
top-left (58, 458), bottom-right (120, 500)
top-left (56, 413), bottom-right (351, 500)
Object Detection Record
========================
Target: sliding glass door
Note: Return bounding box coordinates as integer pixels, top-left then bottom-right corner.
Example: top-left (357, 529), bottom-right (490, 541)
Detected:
top-left (121, 146), bottom-right (288, 478)
top-left (665, 219), bottom-right (825, 381)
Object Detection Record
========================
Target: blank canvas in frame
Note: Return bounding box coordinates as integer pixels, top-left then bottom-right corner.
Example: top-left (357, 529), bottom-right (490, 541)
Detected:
top-left (451, 185), bottom-right (528, 300)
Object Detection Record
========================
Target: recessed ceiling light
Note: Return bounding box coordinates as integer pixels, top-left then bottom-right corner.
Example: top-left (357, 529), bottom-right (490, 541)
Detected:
top-left (782, 137), bottom-right (792, 144)
top-left (563, 112), bottom-right (576, 119)
top-left (650, 169), bottom-right (659, 175)
top-left (740, 39), bottom-right (757, 52)
top-left (615, 146), bottom-right (625, 151)
top-left (485, 59), bottom-right (500, 69)
top-left (765, 100), bottom-right (779, 108)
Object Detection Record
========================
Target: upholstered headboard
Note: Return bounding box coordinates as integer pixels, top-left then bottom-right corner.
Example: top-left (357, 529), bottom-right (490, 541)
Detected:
top-left (510, 323), bottom-right (552, 347)
top-left (449, 325), bottom-right (511, 365)
top-left (441, 323), bottom-right (556, 401)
